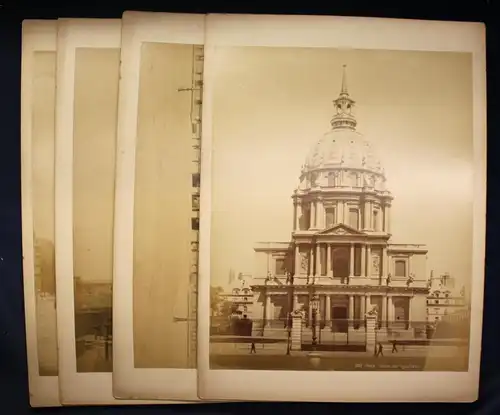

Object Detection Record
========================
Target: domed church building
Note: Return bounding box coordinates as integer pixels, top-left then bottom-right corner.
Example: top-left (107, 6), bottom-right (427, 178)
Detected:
top-left (251, 66), bottom-right (430, 341)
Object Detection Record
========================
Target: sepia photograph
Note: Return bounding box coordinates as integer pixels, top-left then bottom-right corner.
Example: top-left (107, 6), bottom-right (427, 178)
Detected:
top-left (32, 44), bottom-right (58, 378)
top-left (131, 41), bottom-right (201, 370)
top-left (54, 19), bottom-right (125, 405)
top-left (111, 11), bottom-right (204, 402)
top-left (208, 46), bottom-right (475, 373)
top-left (72, 46), bottom-right (119, 374)
top-left (21, 20), bottom-right (60, 407)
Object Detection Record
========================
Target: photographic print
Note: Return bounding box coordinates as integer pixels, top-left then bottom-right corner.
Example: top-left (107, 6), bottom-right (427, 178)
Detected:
top-left (112, 12), bottom-right (203, 401)
top-left (54, 19), bottom-right (124, 405)
top-left (198, 14), bottom-right (485, 402)
top-left (72, 45), bottom-right (118, 374)
top-left (21, 20), bottom-right (60, 407)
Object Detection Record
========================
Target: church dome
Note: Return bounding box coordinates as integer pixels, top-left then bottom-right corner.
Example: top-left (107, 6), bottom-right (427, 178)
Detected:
top-left (305, 128), bottom-right (383, 175)
top-left (302, 65), bottom-right (385, 180)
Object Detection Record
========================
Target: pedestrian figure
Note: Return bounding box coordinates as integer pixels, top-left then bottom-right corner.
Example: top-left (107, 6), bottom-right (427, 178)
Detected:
top-left (250, 342), bottom-right (256, 354)
top-left (374, 342), bottom-right (384, 357)
top-left (391, 340), bottom-right (398, 353)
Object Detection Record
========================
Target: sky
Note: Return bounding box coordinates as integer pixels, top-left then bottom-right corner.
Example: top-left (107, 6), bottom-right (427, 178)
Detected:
top-left (32, 52), bottom-right (56, 245)
top-left (209, 46), bottom-right (474, 292)
top-left (72, 48), bottom-right (120, 283)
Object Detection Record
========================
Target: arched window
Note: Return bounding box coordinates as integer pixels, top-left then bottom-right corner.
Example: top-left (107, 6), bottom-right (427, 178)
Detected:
top-left (232, 288), bottom-right (240, 295)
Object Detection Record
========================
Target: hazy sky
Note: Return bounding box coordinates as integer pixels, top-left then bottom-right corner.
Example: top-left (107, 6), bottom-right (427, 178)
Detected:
top-left (32, 52), bottom-right (56, 244)
top-left (133, 42), bottom-right (194, 368)
top-left (209, 46), bottom-right (474, 290)
top-left (73, 48), bottom-right (120, 283)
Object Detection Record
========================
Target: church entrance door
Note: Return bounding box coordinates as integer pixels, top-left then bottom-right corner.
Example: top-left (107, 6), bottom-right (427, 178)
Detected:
top-left (392, 298), bottom-right (407, 329)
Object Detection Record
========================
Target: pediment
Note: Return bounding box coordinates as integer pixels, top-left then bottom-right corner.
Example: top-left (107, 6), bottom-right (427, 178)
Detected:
top-left (316, 224), bottom-right (365, 236)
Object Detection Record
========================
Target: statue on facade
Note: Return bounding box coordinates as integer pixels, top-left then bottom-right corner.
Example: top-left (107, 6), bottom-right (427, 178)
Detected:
top-left (407, 273), bottom-right (415, 287)
top-left (291, 309), bottom-right (305, 319)
top-left (386, 272), bottom-right (392, 285)
top-left (365, 305), bottom-right (378, 317)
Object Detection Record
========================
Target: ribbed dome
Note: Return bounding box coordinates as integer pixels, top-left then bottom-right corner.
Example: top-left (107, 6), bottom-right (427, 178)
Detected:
top-left (304, 128), bottom-right (383, 175)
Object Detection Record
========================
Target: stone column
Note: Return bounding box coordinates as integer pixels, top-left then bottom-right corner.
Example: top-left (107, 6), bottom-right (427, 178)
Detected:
top-left (361, 244), bottom-right (366, 277)
top-left (408, 255), bottom-right (412, 278)
top-left (265, 293), bottom-right (272, 327)
top-left (293, 294), bottom-right (299, 311)
top-left (310, 201), bottom-right (316, 230)
top-left (384, 204), bottom-right (391, 233)
top-left (360, 294), bottom-right (366, 316)
top-left (316, 199), bottom-right (324, 229)
top-left (308, 298), bottom-right (313, 326)
top-left (407, 297), bottom-right (412, 329)
top-left (315, 244), bottom-right (321, 277)
top-left (348, 295), bottom-right (354, 327)
top-left (366, 245), bottom-right (372, 277)
top-left (295, 202), bottom-right (302, 231)
top-left (363, 200), bottom-right (371, 230)
top-left (326, 244), bottom-right (332, 277)
top-left (325, 295), bottom-right (331, 320)
top-left (381, 295), bottom-right (387, 327)
top-left (349, 243), bottom-right (355, 277)
top-left (294, 245), bottom-right (301, 276)
top-left (365, 295), bottom-right (371, 314)
top-left (387, 296), bottom-right (392, 324)
top-left (381, 247), bottom-right (387, 282)
top-left (291, 311), bottom-right (304, 351)
top-left (308, 246), bottom-right (314, 279)
top-left (337, 201), bottom-right (344, 224)
top-left (366, 314), bottom-right (377, 355)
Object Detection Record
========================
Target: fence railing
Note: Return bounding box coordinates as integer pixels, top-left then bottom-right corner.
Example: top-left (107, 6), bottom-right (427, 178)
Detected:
top-left (210, 316), bottom-right (469, 340)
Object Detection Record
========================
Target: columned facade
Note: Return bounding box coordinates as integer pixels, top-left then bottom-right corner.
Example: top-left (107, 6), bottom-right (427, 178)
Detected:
top-left (250, 66), bottom-right (429, 340)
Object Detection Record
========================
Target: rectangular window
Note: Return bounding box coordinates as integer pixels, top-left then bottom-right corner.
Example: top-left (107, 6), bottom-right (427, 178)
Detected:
top-left (394, 260), bottom-right (406, 278)
top-left (275, 258), bottom-right (286, 275)
top-left (192, 173), bottom-right (200, 187)
top-left (191, 217), bottom-right (199, 230)
top-left (349, 208), bottom-right (359, 229)
top-left (325, 208), bottom-right (335, 228)
top-left (192, 194), bottom-right (200, 211)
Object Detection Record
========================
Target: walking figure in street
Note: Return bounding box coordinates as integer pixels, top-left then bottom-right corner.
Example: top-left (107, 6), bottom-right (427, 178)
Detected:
top-left (250, 342), bottom-right (256, 354)
top-left (374, 342), bottom-right (384, 357)
top-left (391, 340), bottom-right (398, 353)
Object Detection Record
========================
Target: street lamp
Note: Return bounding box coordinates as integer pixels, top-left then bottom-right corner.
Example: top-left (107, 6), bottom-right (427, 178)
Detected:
top-left (311, 294), bottom-right (320, 349)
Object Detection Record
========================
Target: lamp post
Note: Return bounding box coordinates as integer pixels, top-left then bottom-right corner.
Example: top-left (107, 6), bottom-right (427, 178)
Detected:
top-left (311, 294), bottom-right (320, 349)
top-left (286, 312), bottom-right (292, 355)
